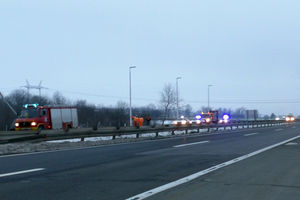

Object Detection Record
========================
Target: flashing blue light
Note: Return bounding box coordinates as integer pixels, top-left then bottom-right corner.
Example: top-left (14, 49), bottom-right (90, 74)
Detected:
top-left (195, 115), bottom-right (202, 120)
top-left (24, 104), bottom-right (39, 109)
top-left (223, 114), bottom-right (231, 120)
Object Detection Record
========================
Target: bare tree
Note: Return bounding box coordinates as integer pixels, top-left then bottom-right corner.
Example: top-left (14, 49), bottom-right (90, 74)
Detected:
top-left (160, 83), bottom-right (176, 124)
top-left (52, 91), bottom-right (67, 105)
top-left (270, 113), bottom-right (276, 119)
top-left (182, 104), bottom-right (193, 118)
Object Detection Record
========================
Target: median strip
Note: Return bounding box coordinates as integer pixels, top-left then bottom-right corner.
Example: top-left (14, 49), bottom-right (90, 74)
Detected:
top-left (0, 168), bottom-right (45, 178)
top-left (173, 141), bottom-right (209, 148)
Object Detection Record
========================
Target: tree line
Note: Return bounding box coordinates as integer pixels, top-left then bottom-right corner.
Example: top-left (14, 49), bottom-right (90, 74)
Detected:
top-left (0, 85), bottom-right (266, 131)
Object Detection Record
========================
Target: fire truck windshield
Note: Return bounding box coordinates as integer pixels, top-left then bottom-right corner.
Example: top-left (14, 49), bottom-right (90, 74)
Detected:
top-left (20, 109), bottom-right (39, 118)
top-left (201, 114), bottom-right (211, 118)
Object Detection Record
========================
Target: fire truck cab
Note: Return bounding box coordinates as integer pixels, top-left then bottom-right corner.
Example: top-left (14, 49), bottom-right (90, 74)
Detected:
top-left (15, 104), bottom-right (78, 131)
top-left (201, 111), bottom-right (219, 124)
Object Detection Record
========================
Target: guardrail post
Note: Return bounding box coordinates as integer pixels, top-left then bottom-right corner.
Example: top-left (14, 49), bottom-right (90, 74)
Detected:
top-left (208, 127), bottom-right (210, 132)
top-left (197, 128), bottom-right (200, 133)
top-left (112, 135), bottom-right (116, 140)
top-left (156, 132), bottom-right (159, 137)
top-left (185, 129), bottom-right (188, 134)
top-left (172, 130), bottom-right (175, 135)
top-left (136, 133), bottom-right (139, 138)
top-left (81, 137), bottom-right (84, 142)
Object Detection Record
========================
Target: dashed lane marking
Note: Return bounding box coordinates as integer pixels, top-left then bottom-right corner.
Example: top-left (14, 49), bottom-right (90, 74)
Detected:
top-left (275, 128), bottom-right (284, 132)
top-left (173, 141), bottom-right (210, 148)
top-left (244, 133), bottom-right (259, 137)
top-left (0, 168), bottom-right (45, 178)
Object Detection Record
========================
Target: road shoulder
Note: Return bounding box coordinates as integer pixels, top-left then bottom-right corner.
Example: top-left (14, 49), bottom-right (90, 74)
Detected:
top-left (147, 138), bottom-right (300, 200)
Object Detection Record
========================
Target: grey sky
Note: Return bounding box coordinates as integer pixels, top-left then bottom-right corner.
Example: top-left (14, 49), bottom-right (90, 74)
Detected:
top-left (1, 0), bottom-right (300, 115)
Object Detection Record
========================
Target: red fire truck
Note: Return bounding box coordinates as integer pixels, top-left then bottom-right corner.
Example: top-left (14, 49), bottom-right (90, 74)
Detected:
top-left (201, 110), bottom-right (219, 124)
top-left (15, 104), bottom-right (78, 131)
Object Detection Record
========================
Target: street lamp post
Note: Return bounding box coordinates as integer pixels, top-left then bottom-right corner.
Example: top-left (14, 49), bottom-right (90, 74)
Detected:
top-left (176, 77), bottom-right (181, 119)
top-left (129, 66), bottom-right (136, 126)
top-left (208, 85), bottom-right (213, 111)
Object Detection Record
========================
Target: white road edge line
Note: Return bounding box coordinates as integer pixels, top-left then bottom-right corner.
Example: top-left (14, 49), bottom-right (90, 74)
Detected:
top-left (173, 141), bottom-right (209, 148)
top-left (126, 135), bottom-right (300, 200)
top-left (244, 133), bottom-right (259, 137)
top-left (0, 168), bottom-right (45, 178)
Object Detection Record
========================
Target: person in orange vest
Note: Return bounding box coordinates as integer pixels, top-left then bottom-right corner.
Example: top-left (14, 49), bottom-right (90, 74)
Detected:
top-left (139, 117), bottom-right (144, 127)
top-left (132, 116), bottom-right (144, 128)
top-left (132, 116), bottom-right (138, 127)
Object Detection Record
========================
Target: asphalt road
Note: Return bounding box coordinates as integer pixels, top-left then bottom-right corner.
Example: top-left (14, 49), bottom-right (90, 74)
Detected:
top-left (0, 123), bottom-right (299, 200)
top-left (147, 137), bottom-right (300, 200)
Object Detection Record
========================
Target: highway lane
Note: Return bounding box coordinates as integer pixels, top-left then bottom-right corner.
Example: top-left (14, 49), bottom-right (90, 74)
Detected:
top-left (0, 123), bottom-right (299, 200)
top-left (146, 137), bottom-right (300, 200)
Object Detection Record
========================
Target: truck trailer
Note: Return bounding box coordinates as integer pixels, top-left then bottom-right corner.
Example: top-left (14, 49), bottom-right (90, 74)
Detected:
top-left (15, 104), bottom-right (78, 131)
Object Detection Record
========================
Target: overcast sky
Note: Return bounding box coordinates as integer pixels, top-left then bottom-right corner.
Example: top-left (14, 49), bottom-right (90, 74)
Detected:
top-left (1, 0), bottom-right (300, 115)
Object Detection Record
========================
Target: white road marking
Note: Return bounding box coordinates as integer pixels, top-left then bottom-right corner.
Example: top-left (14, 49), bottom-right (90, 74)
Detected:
top-left (173, 141), bottom-right (209, 148)
top-left (0, 168), bottom-right (45, 178)
top-left (285, 142), bottom-right (298, 146)
top-left (126, 135), bottom-right (300, 200)
top-left (275, 128), bottom-right (284, 132)
top-left (0, 125), bottom-right (288, 159)
top-left (244, 133), bottom-right (259, 137)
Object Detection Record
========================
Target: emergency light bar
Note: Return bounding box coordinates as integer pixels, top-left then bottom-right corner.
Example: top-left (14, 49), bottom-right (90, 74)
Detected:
top-left (24, 104), bottom-right (39, 108)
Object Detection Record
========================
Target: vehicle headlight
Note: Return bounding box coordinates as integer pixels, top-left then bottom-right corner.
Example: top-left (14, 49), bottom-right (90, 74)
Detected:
top-left (286, 117), bottom-right (290, 121)
top-left (219, 120), bottom-right (223, 123)
top-left (206, 118), bottom-right (211, 123)
top-left (291, 117), bottom-right (295, 121)
top-left (173, 121), bottom-right (178, 125)
top-left (15, 122), bottom-right (19, 127)
top-left (31, 122), bottom-right (37, 126)
top-left (224, 119), bottom-right (229, 123)
top-left (181, 120), bottom-right (187, 125)
top-left (196, 120), bottom-right (201, 124)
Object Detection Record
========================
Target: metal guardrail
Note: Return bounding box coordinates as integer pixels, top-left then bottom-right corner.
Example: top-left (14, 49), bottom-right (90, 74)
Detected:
top-left (0, 120), bottom-right (292, 144)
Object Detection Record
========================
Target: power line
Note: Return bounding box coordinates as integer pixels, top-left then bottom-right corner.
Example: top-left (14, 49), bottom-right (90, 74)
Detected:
top-left (4, 87), bottom-right (300, 105)
top-left (47, 88), bottom-right (158, 102)
top-left (186, 101), bottom-right (300, 104)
